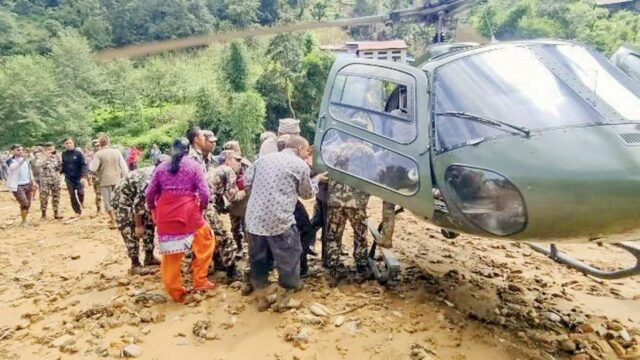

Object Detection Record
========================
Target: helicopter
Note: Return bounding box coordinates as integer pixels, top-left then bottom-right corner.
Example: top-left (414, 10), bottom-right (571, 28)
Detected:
top-left (312, 39), bottom-right (640, 281)
top-left (95, 0), bottom-right (640, 281)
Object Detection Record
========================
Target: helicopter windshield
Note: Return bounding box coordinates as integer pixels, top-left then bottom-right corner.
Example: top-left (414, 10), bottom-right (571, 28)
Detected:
top-left (433, 44), bottom-right (640, 152)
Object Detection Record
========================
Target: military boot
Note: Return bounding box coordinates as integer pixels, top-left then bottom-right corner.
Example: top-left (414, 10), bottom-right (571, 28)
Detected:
top-left (130, 256), bottom-right (142, 273)
top-left (54, 211), bottom-right (63, 220)
top-left (41, 210), bottom-right (47, 219)
top-left (328, 265), bottom-right (349, 288)
top-left (143, 251), bottom-right (160, 267)
top-left (354, 264), bottom-right (372, 284)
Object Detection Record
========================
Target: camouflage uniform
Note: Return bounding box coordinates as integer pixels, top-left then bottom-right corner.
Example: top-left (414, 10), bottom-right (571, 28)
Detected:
top-left (112, 167), bottom-right (155, 261)
top-left (326, 179), bottom-right (370, 269)
top-left (188, 147), bottom-right (217, 174)
top-left (91, 173), bottom-right (102, 212)
top-left (379, 201), bottom-right (396, 248)
top-left (323, 141), bottom-right (376, 273)
top-left (30, 155), bottom-right (43, 187)
top-left (38, 154), bottom-right (62, 215)
top-left (229, 158), bottom-right (251, 253)
top-left (204, 164), bottom-right (238, 274)
top-left (85, 151), bottom-right (102, 212)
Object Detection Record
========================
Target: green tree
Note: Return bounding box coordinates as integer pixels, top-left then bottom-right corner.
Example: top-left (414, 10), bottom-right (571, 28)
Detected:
top-left (0, 55), bottom-right (59, 144)
top-left (211, 0), bottom-right (260, 28)
top-left (0, 10), bottom-right (19, 55)
top-left (52, 0), bottom-right (112, 48)
top-left (225, 91), bottom-right (265, 155)
top-left (102, 59), bottom-right (140, 112)
top-left (286, 0), bottom-right (310, 18)
top-left (194, 85), bottom-right (230, 134)
top-left (50, 30), bottom-right (101, 142)
top-left (258, 0), bottom-right (280, 25)
top-left (468, 0), bottom-right (640, 54)
top-left (311, 0), bottom-right (328, 21)
top-left (12, 0), bottom-right (46, 16)
top-left (0, 8), bottom-right (51, 56)
top-left (256, 71), bottom-right (289, 131)
top-left (350, 0), bottom-right (382, 39)
top-left (294, 50), bottom-right (333, 138)
top-left (222, 40), bottom-right (250, 92)
top-left (50, 29), bottom-right (102, 100)
top-left (265, 34), bottom-right (303, 118)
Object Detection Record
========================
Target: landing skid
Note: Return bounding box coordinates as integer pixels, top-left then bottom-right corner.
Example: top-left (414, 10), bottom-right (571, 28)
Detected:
top-left (367, 220), bottom-right (401, 286)
top-left (366, 207), bottom-right (405, 286)
top-left (527, 242), bottom-right (640, 280)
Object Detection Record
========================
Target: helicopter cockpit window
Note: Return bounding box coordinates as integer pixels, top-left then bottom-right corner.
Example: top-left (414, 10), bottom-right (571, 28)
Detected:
top-left (433, 45), bottom-right (640, 152)
top-left (321, 129), bottom-right (420, 196)
top-left (329, 65), bottom-right (417, 144)
top-left (540, 45), bottom-right (640, 120)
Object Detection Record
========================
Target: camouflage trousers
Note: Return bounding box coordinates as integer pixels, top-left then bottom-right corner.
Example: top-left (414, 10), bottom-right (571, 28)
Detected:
top-left (229, 214), bottom-right (245, 251)
top-left (325, 205), bottom-right (369, 269)
top-left (204, 204), bottom-right (236, 274)
top-left (92, 176), bottom-right (102, 212)
top-left (379, 201), bottom-right (396, 248)
top-left (39, 179), bottom-right (61, 214)
top-left (116, 210), bottom-right (155, 260)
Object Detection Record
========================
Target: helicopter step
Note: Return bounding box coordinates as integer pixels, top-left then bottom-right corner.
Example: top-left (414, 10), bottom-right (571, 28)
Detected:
top-left (366, 207), bottom-right (405, 286)
top-left (527, 242), bottom-right (640, 280)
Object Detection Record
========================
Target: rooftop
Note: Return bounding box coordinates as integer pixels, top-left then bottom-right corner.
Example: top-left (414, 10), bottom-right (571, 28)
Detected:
top-left (345, 40), bottom-right (408, 50)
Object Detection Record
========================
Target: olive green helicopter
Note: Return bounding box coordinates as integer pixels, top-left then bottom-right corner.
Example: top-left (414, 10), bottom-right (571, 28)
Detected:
top-left (98, 0), bottom-right (640, 282)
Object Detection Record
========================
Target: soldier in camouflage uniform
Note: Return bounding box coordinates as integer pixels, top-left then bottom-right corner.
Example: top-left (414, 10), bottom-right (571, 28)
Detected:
top-left (324, 141), bottom-right (376, 286)
top-left (205, 150), bottom-right (244, 278)
top-left (184, 127), bottom-right (238, 277)
top-left (30, 146), bottom-right (44, 190)
top-left (112, 165), bottom-right (160, 271)
top-left (187, 127), bottom-right (217, 173)
top-left (222, 140), bottom-right (251, 259)
top-left (87, 140), bottom-right (102, 214)
top-left (38, 142), bottom-right (63, 219)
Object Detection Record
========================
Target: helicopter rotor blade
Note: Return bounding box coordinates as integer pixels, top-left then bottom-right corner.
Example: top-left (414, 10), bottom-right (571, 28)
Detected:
top-left (96, 15), bottom-right (388, 61)
top-left (95, 0), bottom-right (481, 61)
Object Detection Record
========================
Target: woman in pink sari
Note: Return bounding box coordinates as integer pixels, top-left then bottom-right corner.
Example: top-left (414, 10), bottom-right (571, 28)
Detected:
top-left (145, 140), bottom-right (215, 302)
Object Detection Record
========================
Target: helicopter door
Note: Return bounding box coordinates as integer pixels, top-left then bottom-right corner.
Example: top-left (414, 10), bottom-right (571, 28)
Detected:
top-left (314, 58), bottom-right (433, 219)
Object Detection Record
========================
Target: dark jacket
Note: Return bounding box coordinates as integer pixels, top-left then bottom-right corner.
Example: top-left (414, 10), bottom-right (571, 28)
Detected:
top-left (61, 149), bottom-right (87, 180)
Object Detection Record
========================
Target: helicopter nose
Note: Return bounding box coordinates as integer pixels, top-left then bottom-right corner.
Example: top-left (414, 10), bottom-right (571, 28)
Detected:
top-left (437, 124), bottom-right (640, 242)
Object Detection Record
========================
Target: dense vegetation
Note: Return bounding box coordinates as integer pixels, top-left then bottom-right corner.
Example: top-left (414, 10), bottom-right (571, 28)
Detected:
top-left (468, 0), bottom-right (640, 55)
top-left (0, 0), bottom-right (431, 155)
top-left (0, 0), bottom-right (638, 155)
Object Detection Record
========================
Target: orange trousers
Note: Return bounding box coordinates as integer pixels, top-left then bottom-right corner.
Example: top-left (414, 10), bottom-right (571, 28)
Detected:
top-left (161, 224), bottom-right (215, 302)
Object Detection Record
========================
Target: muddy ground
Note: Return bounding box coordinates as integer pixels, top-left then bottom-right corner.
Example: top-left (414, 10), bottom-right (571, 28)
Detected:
top-left (0, 190), bottom-right (638, 360)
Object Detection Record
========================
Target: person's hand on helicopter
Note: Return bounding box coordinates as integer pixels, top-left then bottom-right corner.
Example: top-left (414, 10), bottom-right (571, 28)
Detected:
top-left (314, 172), bottom-right (329, 184)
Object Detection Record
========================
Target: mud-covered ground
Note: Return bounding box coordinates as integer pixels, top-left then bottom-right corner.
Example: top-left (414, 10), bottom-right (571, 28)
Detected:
top-left (0, 190), bottom-right (638, 360)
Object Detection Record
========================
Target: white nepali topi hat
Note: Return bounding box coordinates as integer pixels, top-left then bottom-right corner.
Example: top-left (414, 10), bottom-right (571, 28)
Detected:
top-left (278, 118), bottom-right (301, 134)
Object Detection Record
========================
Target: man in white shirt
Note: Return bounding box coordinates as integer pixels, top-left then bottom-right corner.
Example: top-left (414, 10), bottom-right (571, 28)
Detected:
top-left (6, 144), bottom-right (37, 227)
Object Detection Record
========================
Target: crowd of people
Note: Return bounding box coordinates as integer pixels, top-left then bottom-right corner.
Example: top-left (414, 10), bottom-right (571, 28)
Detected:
top-left (0, 137), bottom-right (145, 227)
top-left (2, 118), bottom-right (388, 310)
